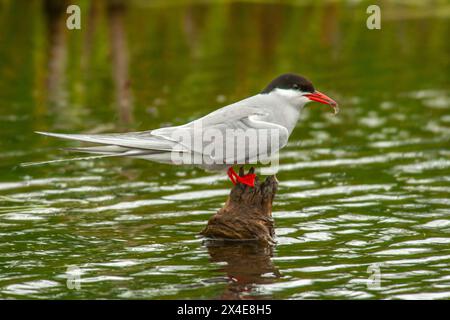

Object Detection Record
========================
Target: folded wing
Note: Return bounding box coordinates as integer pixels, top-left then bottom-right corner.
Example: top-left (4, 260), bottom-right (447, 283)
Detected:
top-left (34, 101), bottom-right (289, 166)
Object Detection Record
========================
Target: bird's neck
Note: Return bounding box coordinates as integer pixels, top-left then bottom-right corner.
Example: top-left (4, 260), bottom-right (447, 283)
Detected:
top-left (283, 104), bottom-right (301, 134)
top-left (270, 93), bottom-right (302, 134)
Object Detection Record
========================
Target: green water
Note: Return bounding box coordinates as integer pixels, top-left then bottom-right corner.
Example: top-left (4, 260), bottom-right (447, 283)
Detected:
top-left (0, 0), bottom-right (449, 299)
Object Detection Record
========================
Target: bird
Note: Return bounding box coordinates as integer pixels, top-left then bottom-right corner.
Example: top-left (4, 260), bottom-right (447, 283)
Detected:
top-left (31, 73), bottom-right (338, 187)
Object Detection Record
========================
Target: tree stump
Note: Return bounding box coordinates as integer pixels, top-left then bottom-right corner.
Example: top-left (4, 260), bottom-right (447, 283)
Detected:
top-left (200, 167), bottom-right (278, 244)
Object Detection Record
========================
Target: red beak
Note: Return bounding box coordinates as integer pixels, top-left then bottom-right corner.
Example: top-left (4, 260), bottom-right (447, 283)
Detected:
top-left (304, 91), bottom-right (339, 114)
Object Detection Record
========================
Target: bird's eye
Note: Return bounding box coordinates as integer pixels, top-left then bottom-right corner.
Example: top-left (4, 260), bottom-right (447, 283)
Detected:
top-left (292, 84), bottom-right (300, 90)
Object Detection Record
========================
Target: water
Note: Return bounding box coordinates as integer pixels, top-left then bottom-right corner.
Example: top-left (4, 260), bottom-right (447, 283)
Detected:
top-left (0, 1), bottom-right (449, 299)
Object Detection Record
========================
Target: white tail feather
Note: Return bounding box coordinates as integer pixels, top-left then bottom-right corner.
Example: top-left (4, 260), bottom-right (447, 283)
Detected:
top-left (20, 154), bottom-right (122, 167)
top-left (20, 150), bottom-right (152, 167)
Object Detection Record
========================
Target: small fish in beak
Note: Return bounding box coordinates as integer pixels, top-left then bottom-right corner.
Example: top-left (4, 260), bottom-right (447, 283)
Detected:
top-left (305, 91), bottom-right (339, 114)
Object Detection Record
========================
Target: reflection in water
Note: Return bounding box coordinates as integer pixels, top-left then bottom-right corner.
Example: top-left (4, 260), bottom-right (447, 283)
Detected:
top-left (205, 240), bottom-right (281, 300)
top-left (107, 0), bottom-right (133, 126)
top-left (41, 0), bottom-right (133, 128)
top-left (44, 0), bottom-right (68, 109)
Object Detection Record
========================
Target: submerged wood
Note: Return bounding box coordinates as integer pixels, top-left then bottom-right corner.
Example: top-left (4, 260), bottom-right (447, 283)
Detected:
top-left (200, 167), bottom-right (278, 244)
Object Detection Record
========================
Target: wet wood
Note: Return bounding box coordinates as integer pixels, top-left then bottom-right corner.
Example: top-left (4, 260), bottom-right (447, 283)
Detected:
top-left (200, 167), bottom-right (278, 244)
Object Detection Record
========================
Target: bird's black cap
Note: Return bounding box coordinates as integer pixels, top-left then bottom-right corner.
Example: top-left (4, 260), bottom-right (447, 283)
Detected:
top-left (261, 73), bottom-right (315, 94)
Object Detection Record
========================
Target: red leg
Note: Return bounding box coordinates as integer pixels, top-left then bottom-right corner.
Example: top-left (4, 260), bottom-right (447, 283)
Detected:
top-left (227, 167), bottom-right (256, 187)
top-left (227, 167), bottom-right (237, 185)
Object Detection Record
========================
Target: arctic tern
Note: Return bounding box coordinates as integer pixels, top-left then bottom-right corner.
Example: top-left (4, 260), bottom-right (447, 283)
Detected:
top-left (32, 73), bottom-right (338, 187)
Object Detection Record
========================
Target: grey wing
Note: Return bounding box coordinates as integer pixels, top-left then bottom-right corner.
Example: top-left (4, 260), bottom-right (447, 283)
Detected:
top-left (36, 95), bottom-right (268, 152)
top-left (151, 110), bottom-right (289, 164)
top-left (31, 129), bottom-right (191, 167)
top-left (35, 95), bottom-right (289, 166)
top-left (35, 130), bottom-right (188, 152)
top-left (210, 113), bottom-right (289, 164)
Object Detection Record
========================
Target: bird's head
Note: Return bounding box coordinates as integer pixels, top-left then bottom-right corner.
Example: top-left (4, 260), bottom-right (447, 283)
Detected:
top-left (261, 73), bottom-right (339, 114)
